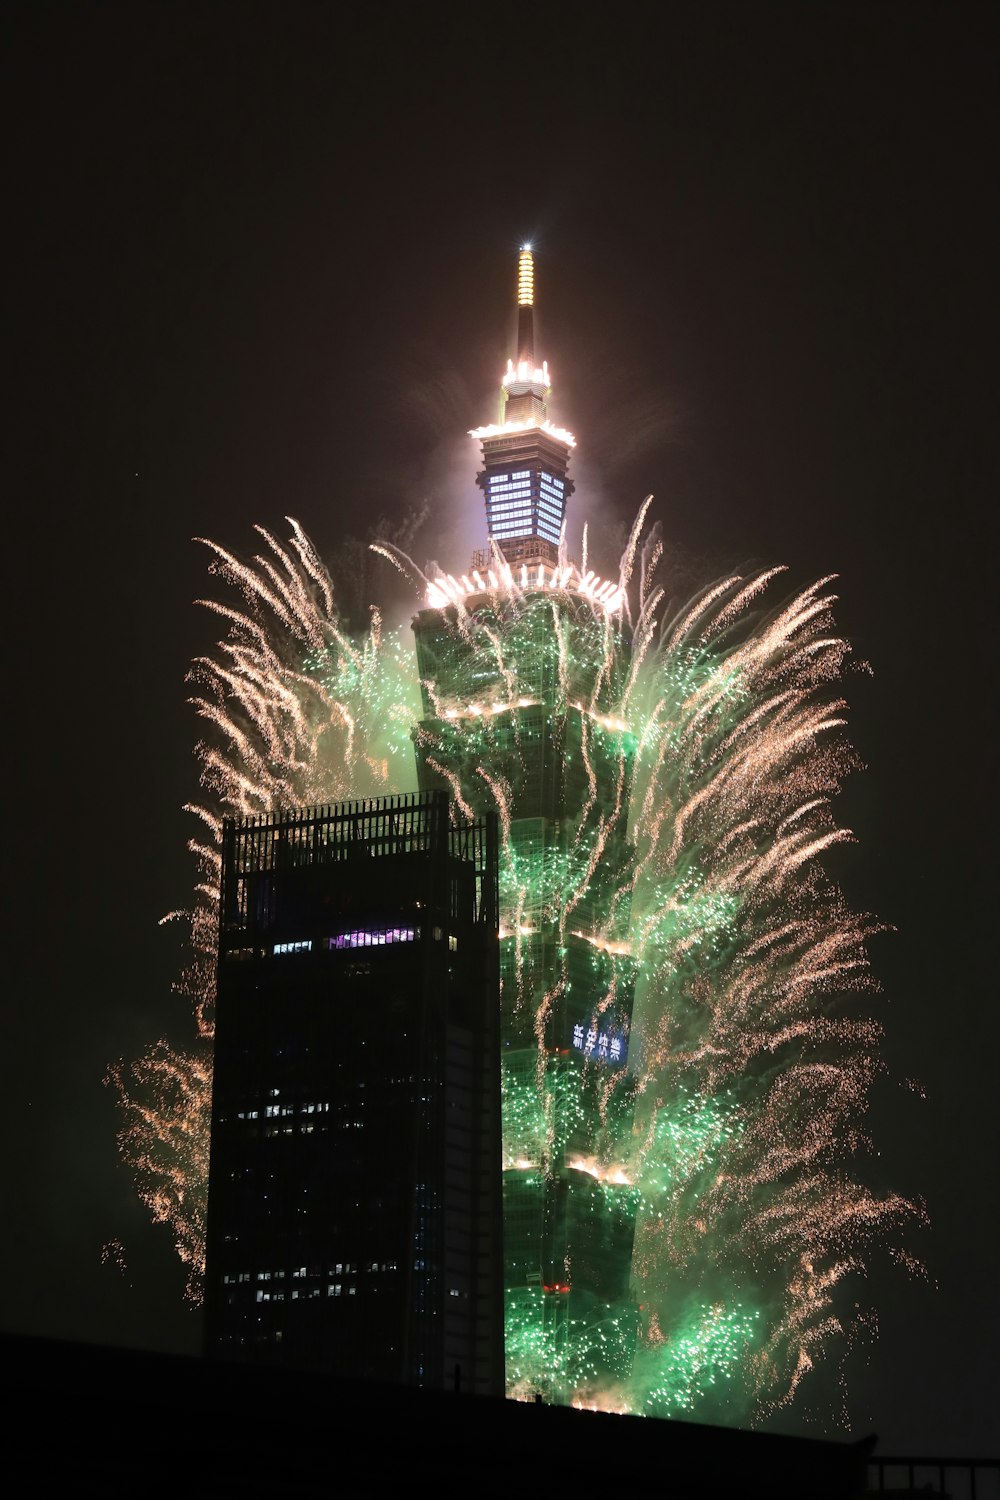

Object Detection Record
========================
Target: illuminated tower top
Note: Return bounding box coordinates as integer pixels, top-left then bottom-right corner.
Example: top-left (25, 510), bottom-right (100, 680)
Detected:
top-left (471, 246), bottom-right (576, 569)
top-left (424, 249), bottom-right (622, 611)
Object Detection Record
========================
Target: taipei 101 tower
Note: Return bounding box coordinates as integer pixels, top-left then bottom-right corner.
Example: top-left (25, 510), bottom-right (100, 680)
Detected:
top-left (412, 248), bottom-right (640, 1400)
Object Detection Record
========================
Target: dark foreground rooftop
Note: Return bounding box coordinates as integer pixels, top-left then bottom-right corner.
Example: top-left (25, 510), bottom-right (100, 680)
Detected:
top-left (4, 1331), bottom-right (879, 1497)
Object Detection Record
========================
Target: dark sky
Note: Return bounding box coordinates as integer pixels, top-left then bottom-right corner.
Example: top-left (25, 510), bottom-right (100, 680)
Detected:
top-left (3, 0), bottom-right (996, 1458)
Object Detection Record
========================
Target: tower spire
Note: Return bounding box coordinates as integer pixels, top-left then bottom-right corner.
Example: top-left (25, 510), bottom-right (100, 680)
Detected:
top-left (469, 246), bottom-right (575, 569)
top-left (517, 245), bottom-right (535, 365)
top-left (502, 245), bottom-right (551, 426)
top-left (424, 247), bottom-right (623, 609)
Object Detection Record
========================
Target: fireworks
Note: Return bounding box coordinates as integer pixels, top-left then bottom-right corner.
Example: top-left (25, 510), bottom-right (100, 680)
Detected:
top-left (107, 1041), bottom-right (212, 1297)
top-left (115, 506), bottom-right (919, 1413)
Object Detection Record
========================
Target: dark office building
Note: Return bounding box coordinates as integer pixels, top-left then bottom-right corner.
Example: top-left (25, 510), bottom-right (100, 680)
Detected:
top-left (203, 792), bottom-right (503, 1395)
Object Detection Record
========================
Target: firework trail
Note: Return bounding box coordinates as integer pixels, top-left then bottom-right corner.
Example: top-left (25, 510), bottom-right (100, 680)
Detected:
top-left (115, 512), bottom-right (919, 1409)
top-left (617, 560), bottom-right (919, 1419)
top-left (107, 1042), bottom-right (212, 1297)
top-left (111, 522), bottom-right (419, 1296)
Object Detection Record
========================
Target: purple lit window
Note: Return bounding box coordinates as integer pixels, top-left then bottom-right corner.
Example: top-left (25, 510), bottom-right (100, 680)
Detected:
top-left (328, 926), bottom-right (419, 951)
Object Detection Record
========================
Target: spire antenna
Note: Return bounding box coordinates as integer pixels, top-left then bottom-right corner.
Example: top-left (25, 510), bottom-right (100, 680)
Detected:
top-left (517, 246), bottom-right (535, 364)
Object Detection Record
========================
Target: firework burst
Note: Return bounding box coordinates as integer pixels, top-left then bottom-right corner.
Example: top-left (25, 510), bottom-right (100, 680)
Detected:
top-left (114, 509), bottom-right (920, 1411)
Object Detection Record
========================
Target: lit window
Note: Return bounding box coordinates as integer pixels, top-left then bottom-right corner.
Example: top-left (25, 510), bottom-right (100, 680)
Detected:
top-left (329, 926), bottom-right (417, 950)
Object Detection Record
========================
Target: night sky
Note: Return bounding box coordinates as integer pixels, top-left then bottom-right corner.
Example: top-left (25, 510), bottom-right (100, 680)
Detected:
top-left (3, 1), bottom-right (996, 1457)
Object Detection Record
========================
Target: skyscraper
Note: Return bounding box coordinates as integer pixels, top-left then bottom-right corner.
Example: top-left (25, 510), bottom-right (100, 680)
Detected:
top-left (203, 792), bottom-right (503, 1395)
top-left (178, 242), bottom-right (898, 1422)
top-left (412, 250), bottom-right (639, 1399)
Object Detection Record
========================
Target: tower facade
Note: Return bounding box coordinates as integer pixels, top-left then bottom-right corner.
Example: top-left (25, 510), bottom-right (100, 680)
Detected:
top-left (203, 792), bottom-right (503, 1395)
top-left (412, 250), bottom-right (640, 1400)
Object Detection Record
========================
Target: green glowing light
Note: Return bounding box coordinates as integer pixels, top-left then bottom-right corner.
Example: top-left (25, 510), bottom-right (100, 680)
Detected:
top-left (639, 1304), bottom-right (761, 1417)
top-left (156, 524), bottom-right (907, 1423)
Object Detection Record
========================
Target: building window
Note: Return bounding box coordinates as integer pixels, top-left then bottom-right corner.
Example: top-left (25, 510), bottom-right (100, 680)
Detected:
top-left (329, 926), bottom-right (418, 950)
